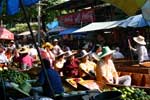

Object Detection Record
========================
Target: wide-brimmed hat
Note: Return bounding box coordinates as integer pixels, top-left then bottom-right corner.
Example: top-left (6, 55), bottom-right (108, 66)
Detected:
top-left (42, 42), bottom-right (54, 49)
top-left (90, 53), bottom-right (99, 61)
top-left (78, 50), bottom-right (90, 59)
top-left (98, 46), bottom-right (115, 59)
top-left (18, 47), bottom-right (29, 54)
top-left (10, 82), bottom-right (31, 96)
top-left (56, 50), bottom-right (67, 58)
top-left (65, 50), bottom-right (76, 58)
top-left (133, 35), bottom-right (146, 45)
top-left (53, 38), bottom-right (58, 42)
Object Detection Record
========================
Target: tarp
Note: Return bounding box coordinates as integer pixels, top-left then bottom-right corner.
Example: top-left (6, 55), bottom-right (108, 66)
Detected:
top-left (73, 14), bottom-right (150, 33)
top-left (59, 27), bottom-right (79, 35)
top-left (47, 21), bottom-right (59, 30)
top-left (119, 14), bottom-right (150, 28)
top-left (101, 0), bottom-right (146, 16)
top-left (73, 21), bottom-right (123, 33)
top-left (142, 0), bottom-right (150, 21)
top-left (0, 0), bottom-right (39, 15)
top-left (0, 27), bottom-right (14, 40)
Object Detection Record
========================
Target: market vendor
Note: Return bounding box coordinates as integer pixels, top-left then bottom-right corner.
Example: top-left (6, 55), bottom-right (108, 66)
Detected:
top-left (37, 59), bottom-right (64, 97)
top-left (128, 35), bottom-right (149, 63)
top-left (0, 46), bottom-right (8, 67)
top-left (18, 47), bottom-right (34, 70)
top-left (78, 50), bottom-right (97, 80)
top-left (96, 46), bottom-right (131, 88)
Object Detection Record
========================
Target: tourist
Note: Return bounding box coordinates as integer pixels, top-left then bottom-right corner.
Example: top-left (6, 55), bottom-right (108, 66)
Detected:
top-left (96, 46), bottom-right (131, 88)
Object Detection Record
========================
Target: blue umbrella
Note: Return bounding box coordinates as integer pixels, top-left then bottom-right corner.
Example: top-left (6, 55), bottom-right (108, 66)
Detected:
top-left (0, 0), bottom-right (39, 15)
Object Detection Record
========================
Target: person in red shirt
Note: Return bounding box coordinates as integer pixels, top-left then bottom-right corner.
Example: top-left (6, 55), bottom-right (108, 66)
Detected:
top-left (63, 50), bottom-right (79, 78)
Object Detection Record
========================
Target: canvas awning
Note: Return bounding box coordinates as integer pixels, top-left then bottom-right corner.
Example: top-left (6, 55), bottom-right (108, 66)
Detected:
top-left (73, 21), bottom-right (123, 33)
top-left (18, 30), bottom-right (37, 36)
top-left (0, 27), bottom-right (14, 40)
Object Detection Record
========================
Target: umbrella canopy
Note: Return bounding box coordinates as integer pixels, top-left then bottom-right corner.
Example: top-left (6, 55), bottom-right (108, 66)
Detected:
top-left (142, 0), bottom-right (150, 21)
top-left (59, 27), bottom-right (79, 35)
top-left (0, 0), bottom-right (39, 15)
top-left (102, 0), bottom-right (146, 16)
top-left (18, 30), bottom-right (37, 36)
top-left (119, 14), bottom-right (150, 27)
top-left (0, 27), bottom-right (14, 40)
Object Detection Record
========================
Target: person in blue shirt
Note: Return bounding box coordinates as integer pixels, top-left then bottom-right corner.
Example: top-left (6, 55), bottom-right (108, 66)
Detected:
top-left (38, 59), bottom-right (64, 97)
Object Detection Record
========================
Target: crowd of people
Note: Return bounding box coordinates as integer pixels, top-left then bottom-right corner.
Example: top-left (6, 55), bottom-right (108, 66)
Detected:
top-left (0, 35), bottom-right (149, 97)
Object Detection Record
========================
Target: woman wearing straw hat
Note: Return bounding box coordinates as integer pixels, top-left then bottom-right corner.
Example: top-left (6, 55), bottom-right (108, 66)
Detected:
top-left (53, 51), bottom-right (66, 75)
top-left (78, 50), bottom-right (97, 79)
top-left (128, 35), bottom-right (149, 63)
top-left (96, 46), bottom-right (131, 88)
top-left (62, 50), bottom-right (79, 78)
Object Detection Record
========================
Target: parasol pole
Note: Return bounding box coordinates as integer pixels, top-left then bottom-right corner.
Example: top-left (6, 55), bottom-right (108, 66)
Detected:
top-left (128, 39), bottom-right (134, 64)
top-left (19, 0), bottom-right (55, 99)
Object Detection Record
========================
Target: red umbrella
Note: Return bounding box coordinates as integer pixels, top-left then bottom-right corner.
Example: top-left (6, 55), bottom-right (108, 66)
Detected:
top-left (0, 27), bottom-right (14, 40)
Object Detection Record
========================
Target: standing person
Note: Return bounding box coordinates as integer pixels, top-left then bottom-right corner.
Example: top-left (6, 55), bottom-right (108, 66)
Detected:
top-left (52, 39), bottom-right (63, 56)
top-left (96, 46), bottom-right (131, 89)
top-left (63, 50), bottom-right (79, 78)
top-left (128, 35), bottom-right (149, 63)
top-left (37, 59), bottom-right (64, 97)
top-left (78, 50), bottom-right (97, 80)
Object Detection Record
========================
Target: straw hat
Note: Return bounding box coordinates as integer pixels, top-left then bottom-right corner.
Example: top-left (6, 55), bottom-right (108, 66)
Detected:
top-left (56, 50), bottom-right (66, 58)
top-left (78, 50), bottom-right (90, 59)
top-left (53, 38), bottom-right (58, 42)
top-left (133, 35), bottom-right (146, 45)
top-left (18, 47), bottom-right (29, 54)
top-left (98, 46), bottom-right (115, 59)
top-left (90, 53), bottom-right (100, 61)
top-left (65, 50), bottom-right (76, 58)
top-left (42, 42), bottom-right (54, 49)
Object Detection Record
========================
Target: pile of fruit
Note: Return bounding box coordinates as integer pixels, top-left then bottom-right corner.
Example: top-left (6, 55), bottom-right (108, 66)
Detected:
top-left (0, 69), bottom-right (30, 85)
top-left (104, 87), bottom-right (150, 100)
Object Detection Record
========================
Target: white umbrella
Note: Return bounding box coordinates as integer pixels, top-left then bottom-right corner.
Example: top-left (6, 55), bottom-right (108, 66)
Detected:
top-left (18, 30), bottom-right (37, 36)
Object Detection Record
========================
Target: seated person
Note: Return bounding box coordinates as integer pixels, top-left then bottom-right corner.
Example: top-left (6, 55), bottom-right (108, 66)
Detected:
top-left (96, 46), bottom-right (131, 88)
top-left (78, 50), bottom-right (97, 80)
top-left (63, 50), bottom-right (79, 78)
top-left (37, 59), bottom-right (64, 97)
top-left (112, 47), bottom-right (125, 59)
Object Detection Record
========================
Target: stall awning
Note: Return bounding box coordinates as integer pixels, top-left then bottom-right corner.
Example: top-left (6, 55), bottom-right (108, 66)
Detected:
top-left (59, 27), bottom-right (79, 35)
top-left (73, 21), bottom-right (123, 33)
top-left (0, 27), bottom-right (14, 40)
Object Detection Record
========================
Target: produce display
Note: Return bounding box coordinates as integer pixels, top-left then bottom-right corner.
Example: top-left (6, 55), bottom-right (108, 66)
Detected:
top-left (0, 69), bottom-right (30, 85)
top-left (104, 87), bottom-right (150, 100)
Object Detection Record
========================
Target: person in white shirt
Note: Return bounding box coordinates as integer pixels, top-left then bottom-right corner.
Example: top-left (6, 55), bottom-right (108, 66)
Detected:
top-left (28, 45), bottom-right (38, 60)
top-left (52, 39), bottom-right (63, 56)
top-left (0, 47), bottom-right (8, 64)
top-left (113, 47), bottom-right (125, 59)
top-left (129, 35), bottom-right (149, 63)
